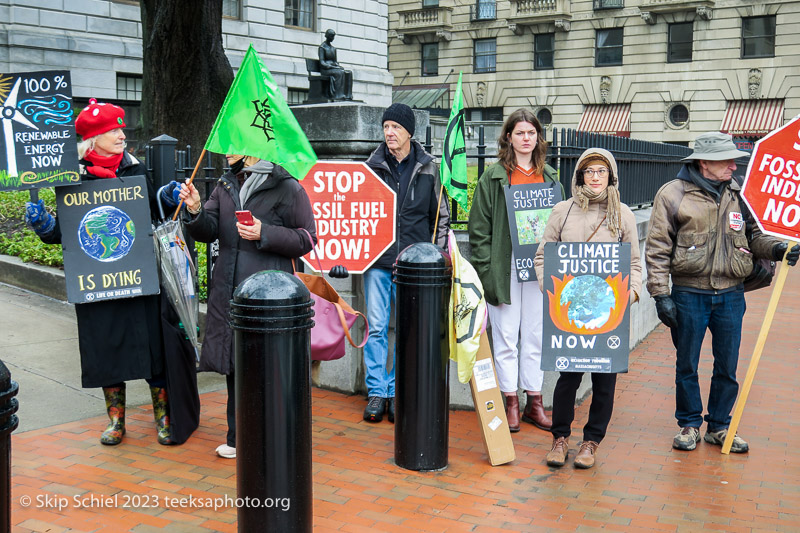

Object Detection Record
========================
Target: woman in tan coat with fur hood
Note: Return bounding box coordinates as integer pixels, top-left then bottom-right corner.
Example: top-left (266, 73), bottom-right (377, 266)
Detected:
top-left (534, 147), bottom-right (642, 469)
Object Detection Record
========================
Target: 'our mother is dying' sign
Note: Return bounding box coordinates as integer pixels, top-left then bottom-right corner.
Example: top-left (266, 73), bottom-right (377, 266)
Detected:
top-left (56, 176), bottom-right (159, 304)
top-left (0, 70), bottom-right (80, 192)
top-left (541, 242), bottom-right (631, 373)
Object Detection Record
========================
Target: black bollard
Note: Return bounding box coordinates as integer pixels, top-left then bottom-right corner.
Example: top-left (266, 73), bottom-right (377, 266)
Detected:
top-left (229, 271), bottom-right (315, 533)
top-left (393, 242), bottom-right (453, 471)
top-left (0, 360), bottom-right (19, 532)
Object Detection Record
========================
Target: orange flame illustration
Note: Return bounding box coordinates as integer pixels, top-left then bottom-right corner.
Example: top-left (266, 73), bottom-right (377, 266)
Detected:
top-left (548, 273), bottom-right (630, 335)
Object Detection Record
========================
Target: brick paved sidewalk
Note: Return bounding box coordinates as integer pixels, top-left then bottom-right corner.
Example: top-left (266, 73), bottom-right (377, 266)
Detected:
top-left (10, 266), bottom-right (800, 532)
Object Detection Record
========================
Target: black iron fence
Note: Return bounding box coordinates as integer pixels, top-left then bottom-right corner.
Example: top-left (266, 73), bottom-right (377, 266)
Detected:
top-left (423, 125), bottom-right (693, 224)
top-left (145, 126), bottom-right (693, 248)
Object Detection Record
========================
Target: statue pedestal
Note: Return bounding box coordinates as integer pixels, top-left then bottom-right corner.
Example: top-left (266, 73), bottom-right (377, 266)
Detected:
top-left (293, 102), bottom-right (430, 159)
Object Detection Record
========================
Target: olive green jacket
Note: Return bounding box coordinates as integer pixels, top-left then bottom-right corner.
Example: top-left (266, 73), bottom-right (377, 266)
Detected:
top-left (468, 162), bottom-right (562, 305)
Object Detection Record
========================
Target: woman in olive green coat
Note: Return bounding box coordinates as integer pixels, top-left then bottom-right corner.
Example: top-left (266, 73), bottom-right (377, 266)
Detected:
top-left (468, 108), bottom-right (564, 433)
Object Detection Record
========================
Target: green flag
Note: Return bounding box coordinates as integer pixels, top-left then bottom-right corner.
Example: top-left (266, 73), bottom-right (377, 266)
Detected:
top-left (205, 44), bottom-right (317, 180)
top-left (440, 72), bottom-right (468, 212)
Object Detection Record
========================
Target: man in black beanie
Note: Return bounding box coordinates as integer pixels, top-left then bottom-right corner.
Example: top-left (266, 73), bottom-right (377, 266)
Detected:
top-left (355, 103), bottom-right (450, 423)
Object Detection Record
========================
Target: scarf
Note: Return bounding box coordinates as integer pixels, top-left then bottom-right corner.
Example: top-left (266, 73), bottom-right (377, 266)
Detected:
top-left (684, 163), bottom-right (726, 202)
top-left (574, 184), bottom-right (622, 238)
top-left (83, 150), bottom-right (123, 178)
top-left (239, 160), bottom-right (274, 207)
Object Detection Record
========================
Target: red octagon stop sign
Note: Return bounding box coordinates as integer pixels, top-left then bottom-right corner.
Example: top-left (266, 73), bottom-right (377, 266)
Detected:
top-left (742, 115), bottom-right (800, 240)
top-left (300, 161), bottom-right (397, 274)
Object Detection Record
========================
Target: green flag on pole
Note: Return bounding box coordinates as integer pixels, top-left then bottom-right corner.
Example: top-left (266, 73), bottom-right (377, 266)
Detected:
top-left (205, 44), bottom-right (317, 180)
top-left (440, 72), bottom-right (468, 212)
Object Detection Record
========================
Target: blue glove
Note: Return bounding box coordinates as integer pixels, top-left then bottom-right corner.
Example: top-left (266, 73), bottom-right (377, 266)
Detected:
top-left (329, 265), bottom-right (349, 278)
top-left (25, 200), bottom-right (56, 236)
top-left (160, 181), bottom-right (181, 208)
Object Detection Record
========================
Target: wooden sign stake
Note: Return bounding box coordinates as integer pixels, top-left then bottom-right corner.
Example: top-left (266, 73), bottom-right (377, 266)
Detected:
top-left (172, 148), bottom-right (207, 221)
top-left (722, 240), bottom-right (797, 454)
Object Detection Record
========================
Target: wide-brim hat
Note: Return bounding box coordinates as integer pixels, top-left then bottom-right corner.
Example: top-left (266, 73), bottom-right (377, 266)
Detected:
top-left (683, 132), bottom-right (749, 161)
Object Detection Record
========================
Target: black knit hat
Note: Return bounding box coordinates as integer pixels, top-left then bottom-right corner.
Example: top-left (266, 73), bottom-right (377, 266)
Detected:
top-left (382, 103), bottom-right (415, 137)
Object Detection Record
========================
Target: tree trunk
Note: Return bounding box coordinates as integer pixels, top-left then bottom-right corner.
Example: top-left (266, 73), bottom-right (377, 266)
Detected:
top-left (140, 0), bottom-right (233, 166)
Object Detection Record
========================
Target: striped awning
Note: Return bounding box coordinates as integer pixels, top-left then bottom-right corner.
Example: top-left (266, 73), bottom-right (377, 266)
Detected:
top-left (720, 99), bottom-right (784, 135)
top-left (577, 104), bottom-right (631, 137)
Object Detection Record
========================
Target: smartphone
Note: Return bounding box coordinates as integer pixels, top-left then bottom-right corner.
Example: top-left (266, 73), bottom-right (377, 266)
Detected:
top-left (235, 210), bottom-right (255, 226)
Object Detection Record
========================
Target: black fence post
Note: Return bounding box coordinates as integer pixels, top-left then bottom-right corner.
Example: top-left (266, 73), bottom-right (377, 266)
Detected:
top-left (149, 134), bottom-right (178, 189)
top-left (229, 271), bottom-right (315, 533)
top-left (477, 125), bottom-right (486, 178)
top-left (393, 242), bottom-right (453, 471)
top-left (0, 360), bottom-right (19, 532)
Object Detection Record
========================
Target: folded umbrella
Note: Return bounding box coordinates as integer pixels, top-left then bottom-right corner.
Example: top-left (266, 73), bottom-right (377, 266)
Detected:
top-left (154, 186), bottom-right (200, 360)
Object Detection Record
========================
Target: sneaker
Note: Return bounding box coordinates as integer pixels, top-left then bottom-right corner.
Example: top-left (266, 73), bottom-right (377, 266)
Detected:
top-left (363, 396), bottom-right (386, 423)
top-left (673, 427), bottom-right (701, 451)
top-left (704, 428), bottom-right (749, 453)
top-left (387, 398), bottom-right (395, 423)
top-left (215, 444), bottom-right (236, 459)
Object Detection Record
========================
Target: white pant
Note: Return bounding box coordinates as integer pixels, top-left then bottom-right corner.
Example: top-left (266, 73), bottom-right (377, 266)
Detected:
top-left (488, 263), bottom-right (544, 393)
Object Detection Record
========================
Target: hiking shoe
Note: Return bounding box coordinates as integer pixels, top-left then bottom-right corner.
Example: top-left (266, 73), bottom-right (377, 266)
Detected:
top-left (704, 428), bottom-right (749, 453)
top-left (574, 441), bottom-right (599, 469)
top-left (672, 427), bottom-right (701, 451)
top-left (215, 444), bottom-right (236, 459)
top-left (387, 398), bottom-right (395, 423)
top-left (363, 396), bottom-right (386, 423)
top-left (546, 436), bottom-right (569, 467)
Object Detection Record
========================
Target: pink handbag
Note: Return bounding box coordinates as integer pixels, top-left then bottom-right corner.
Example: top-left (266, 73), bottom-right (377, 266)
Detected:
top-left (293, 233), bottom-right (368, 361)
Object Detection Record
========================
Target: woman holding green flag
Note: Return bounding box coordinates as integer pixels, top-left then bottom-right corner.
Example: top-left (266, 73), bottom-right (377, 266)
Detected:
top-left (178, 155), bottom-right (316, 458)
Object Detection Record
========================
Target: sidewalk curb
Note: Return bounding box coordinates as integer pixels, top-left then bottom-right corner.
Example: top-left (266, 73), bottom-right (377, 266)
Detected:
top-left (0, 254), bottom-right (67, 301)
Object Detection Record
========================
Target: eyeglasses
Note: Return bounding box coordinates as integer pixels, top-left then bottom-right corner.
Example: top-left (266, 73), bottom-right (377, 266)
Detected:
top-left (582, 168), bottom-right (609, 178)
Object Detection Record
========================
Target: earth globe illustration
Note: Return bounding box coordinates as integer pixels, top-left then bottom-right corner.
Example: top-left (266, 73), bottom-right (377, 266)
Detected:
top-left (559, 275), bottom-right (616, 329)
top-left (78, 206), bottom-right (136, 262)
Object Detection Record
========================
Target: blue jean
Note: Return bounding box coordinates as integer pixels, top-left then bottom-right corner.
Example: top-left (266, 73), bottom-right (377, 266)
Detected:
top-left (363, 267), bottom-right (396, 398)
top-left (670, 289), bottom-right (745, 431)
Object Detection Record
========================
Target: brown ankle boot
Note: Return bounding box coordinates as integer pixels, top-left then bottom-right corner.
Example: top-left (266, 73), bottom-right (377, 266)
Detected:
top-left (522, 393), bottom-right (552, 430)
top-left (505, 394), bottom-right (520, 433)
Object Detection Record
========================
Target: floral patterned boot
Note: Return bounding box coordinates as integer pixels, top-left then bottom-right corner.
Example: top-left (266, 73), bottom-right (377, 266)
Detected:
top-left (100, 385), bottom-right (126, 445)
top-left (149, 386), bottom-right (173, 445)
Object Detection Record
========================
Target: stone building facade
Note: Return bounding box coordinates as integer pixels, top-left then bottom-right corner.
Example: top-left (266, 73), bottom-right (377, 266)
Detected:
top-left (388, 0), bottom-right (798, 148)
top-left (0, 0), bottom-right (393, 143)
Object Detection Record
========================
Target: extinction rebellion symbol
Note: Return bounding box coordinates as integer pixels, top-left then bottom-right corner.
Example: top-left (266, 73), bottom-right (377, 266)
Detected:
top-left (555, 357), bottom-right (569, 371)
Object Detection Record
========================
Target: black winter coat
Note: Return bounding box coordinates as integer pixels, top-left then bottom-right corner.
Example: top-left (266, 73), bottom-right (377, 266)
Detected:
top-left (184, 163), bottom-right (316, 375)
top-left (365, 140), bottom-right (450, 270)
top-left (41, 152), bottom-right (165, 388)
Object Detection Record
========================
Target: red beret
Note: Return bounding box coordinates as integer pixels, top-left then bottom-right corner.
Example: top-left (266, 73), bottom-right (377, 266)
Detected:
top-left (75, 98), bottom-right (126, 139)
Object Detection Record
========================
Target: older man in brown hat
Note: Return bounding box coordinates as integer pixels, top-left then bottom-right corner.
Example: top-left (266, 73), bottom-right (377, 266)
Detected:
top-left (645, 132), bottom-right (800, 454)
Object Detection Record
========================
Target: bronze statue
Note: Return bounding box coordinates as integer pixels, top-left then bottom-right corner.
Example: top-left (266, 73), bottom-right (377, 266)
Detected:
top-left (319, 29), bottom-right (353, 100)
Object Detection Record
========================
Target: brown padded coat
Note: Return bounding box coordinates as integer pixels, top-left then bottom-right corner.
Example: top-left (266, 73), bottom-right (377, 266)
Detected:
top-left (534, 148), bottom-right (643, 300)
top-left (644, 170), bottom-right (777, 297)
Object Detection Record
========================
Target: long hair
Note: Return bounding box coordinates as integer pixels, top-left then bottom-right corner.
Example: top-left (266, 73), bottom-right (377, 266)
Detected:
top-left (497, 108), bottom-right (548, 176)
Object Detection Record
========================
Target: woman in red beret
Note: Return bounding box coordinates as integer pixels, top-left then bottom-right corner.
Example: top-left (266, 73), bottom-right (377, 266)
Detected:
top-left (24, 99), bottom-right (198, 446)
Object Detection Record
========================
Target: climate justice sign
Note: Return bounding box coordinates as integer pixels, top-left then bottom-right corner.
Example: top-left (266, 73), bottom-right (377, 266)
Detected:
top-left (503, 182), bottom-right (561, 282)
top-left (541, 242), bottom-right (631, 373)
top-left (300, 161), bottom-right (396, 274)
top-left (0, 70), bottom-right (80, 192)
top-left (56, 176), bottom-right (159, 304)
